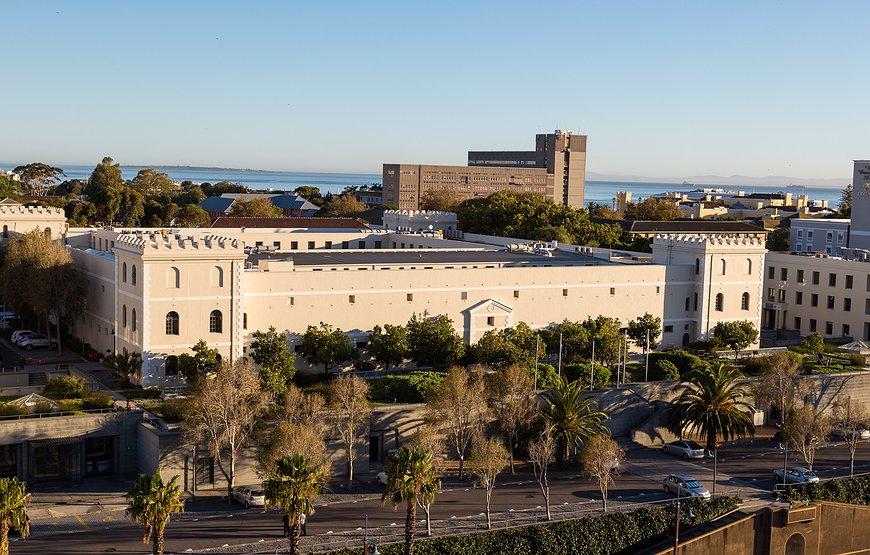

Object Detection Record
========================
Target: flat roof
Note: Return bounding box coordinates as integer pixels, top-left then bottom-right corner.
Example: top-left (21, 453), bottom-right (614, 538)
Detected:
top-left (248, 248), bottom-right (609, 268)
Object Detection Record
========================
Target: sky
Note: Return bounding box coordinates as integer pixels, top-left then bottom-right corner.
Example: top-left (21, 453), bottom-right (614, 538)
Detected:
top-left (2, 1), bottom-right (868, 181)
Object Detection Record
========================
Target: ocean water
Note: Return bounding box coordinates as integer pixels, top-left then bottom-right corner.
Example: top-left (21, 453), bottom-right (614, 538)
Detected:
top-left (1, 163), bottom-right (844, 207)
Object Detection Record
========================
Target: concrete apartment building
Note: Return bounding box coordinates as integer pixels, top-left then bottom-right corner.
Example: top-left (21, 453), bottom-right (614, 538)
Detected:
top-left (383, 129), bottom-right (587, 210)
top-left (763, 161), bottom-right (870, 340)
top-left (60, 214), bottom-right (765, 387)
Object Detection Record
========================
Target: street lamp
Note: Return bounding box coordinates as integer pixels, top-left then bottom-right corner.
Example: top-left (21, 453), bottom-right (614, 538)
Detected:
top-left (673, 488), bottom-right (695, 554)
top-left (363, 514), bottom-right (380, 555)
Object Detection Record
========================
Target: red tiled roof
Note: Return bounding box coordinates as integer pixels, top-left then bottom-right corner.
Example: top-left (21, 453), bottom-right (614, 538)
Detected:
top-left (210, 217), bottom-right (368, 229)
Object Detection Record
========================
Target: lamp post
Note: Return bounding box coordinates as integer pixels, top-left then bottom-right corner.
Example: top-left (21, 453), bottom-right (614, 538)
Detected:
top-left (533, 335), bottom-right (539, 391)
top-left (557, 333), bottom-right (563, 378)
top-left (644, 328), bottom-right (650, 382)
top-left (590, 341), bottom-right (595, 391)
top-left (673, 486), bottom-right (694, 555)
top-left (363, 514), bottom-right (380, 555)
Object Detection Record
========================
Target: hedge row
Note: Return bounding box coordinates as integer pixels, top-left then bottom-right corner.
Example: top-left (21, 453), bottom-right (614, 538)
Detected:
top-left (782, 475), bottom-right (870, 505)
top-left (371, 372), bottom-right (447, 404)
top-left (324, 496), bottom-right (740, 555)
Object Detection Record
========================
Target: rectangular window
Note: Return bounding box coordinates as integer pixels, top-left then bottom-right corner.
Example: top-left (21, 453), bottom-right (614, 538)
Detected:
top-left (358, 241), bottom-right (365, 249)
top-left (349, 295), bottom-right (356, 304)
top-left (514, 290), bottom-right (520, 298)
top-left (407, 293), bottom-right (413, 301)
top-left (807, 230), bottom-right (814, 240)
top-left (847, 275), bottom-right (854, 289)
top-left (826, 322), bottom-right (833, 335)
top-left (844, 324), bottom-right (851, 336)
top-left (273, 241), bottom-right (281, 249)
top-left (767, 288), bottom-right (776, 301)
top-left (255, 241), bottom-right (263, 247)
top-left (290, 241), bottom-right (298, 250)
top-left (563, 289), bottom-right (568, 297)
top-left (797, 269), bottom-right (804, 283)
top-left (829, 273), bottom-right (837, 287)
top-left (781, 268), bottom-right (788, 281)
top-left (342, 241), bottom-right (349, 249)
top-left (794, 316), bottom-right (801, 330)
top-left (795, 291), bottom-right (803, 305)
top-left (374, 241), bottom-right (382, 249)
top-left (812, 271), bottom-right (820, 285)
top-left (610, 287), bottom-right (616, 295)
top-left (461, 291), bottom-right (468, 300)
top-left (811, 294), bottom-right (818, 307)
top-left (797, 229), bottom-right (803, 239)
top-left (487, 316), bottom-right (495, 326)
top-left (307, 241), bottom-right (315, 249)
top-left (866, 299), bottom-right (870, 315)
top-left (810, 319), bottom-right (817, 332)
top-left (243, 313), bottom-right (248, 329)
top-left (826, 232), bottom-right (833, 243)
top-left (768, 266), bottom-right (775, 279)
top-left (778, 289), bottom-right (786, 302)
top-left (325, 241), bottom-right (333, 249)
top-left (289, 297), bottom-right (294, 306)
top-left (827, 296), bottom-right (835, 309)
top-left (664, 325), bottom-right (674, 333)
top-left (845, 298), bottom-right (852, 312)
top-left (838, 232), bottom-right (845, 245)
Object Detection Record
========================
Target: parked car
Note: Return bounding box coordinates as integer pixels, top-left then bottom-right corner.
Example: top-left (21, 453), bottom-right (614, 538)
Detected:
top-left (11, 330), bottom-right (36, 345)
top-left (773, 467), bottom-right (820, 485)
top-left (231, 485), bottom-right (265, 508)
top-left (375, 471), bottom-right (388, 485)
top-left (17, 334), bottom-right (57, 350)
top-left (832, 426), bottom-right (870, 441)
top-left (662, 440), bottom-right (705, 460)
top-left (662, 474), bottom-right (711, 499)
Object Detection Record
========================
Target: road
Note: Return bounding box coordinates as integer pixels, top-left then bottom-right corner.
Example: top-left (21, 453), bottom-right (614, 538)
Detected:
top-left (12, 436), bottom-right (870, 554)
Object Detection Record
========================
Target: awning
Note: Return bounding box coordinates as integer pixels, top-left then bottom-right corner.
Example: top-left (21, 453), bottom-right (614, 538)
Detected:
top-left (29, 436), bottom-right (81, 447)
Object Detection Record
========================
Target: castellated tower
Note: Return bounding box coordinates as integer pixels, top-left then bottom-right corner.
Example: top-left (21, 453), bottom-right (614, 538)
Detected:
top-left (112, 232), bottom-right (246, 386)
top-left (652, 233), bottom-right (767, 346)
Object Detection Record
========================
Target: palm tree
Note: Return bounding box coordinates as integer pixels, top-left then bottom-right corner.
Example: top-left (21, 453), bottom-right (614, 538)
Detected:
top-left (382, 445), bottom-right (440, 555)
top-left (0, 477), bottom-right (30, 555)
top-left (666, 362), bottom-right (755, 496)
top-left (126, 470), bottom-right (185, 555)
top-left (104, 348), bottom-right (142, 386)
top-left (263, 455), bottom-right (327, 555)
top-left (541, 377), bottom-right (609, 465)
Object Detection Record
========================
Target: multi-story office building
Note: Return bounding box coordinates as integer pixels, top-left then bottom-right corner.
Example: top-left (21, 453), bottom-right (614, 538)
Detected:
top-left (383, 130), bottom-right (587, 210)
top-left (790, 219), bottom-right (850, 255)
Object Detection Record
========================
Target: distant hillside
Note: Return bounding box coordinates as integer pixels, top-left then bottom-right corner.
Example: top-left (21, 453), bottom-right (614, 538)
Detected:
top-left (586, 172), bottom-right (846, 188)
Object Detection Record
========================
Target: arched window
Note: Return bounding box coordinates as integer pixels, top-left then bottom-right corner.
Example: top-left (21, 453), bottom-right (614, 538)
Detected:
top-left (166, 311), bottom-right (179, 335)
top-left (720, 258), bottom-right (726, 275)
top-left (685, 297), bottom-right (690, 311)
top-left (209, 310), bottom-right (223, 333)
top-left (167, 267), bottom-right (180, 289)
top-left (131, 308), bottom-right (137, 332)
top-left (746, 258), bottom-right (753, 275)
top-left (165, 355), bottom-right (179, 376)
top-left (44, 228), bottom-right (51, 239)
top-left (131, 265), bottom-right (137, 286)
top-left (211, 266), bottom-right (224, 288)
top-left (2, 225), bottom-right (8, 238)
top-left (122, 304), bottom-right (127, 328)
top-left (715, 293), bottom-right (724, 312)
top-left (122, 262), bottom-right (127, 283)
top-left (695, 258), bottom-right (700, 275)
top-left (785, 533), bottom-right (806, 555)
top-left (693, 292), bottom-right (698, 311)
top-left (741, 292), bottom-right (750, 310)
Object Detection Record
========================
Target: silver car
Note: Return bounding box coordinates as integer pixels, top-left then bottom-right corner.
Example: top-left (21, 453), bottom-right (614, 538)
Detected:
top-left (17, 334), bottom-right (57, 350)
top-left (12, 330), bottom-right (38, 345)
top-left (662, 440), bottom-right (705, 460)
top-left (662, 474), bottom-right (711, 499)
top-left (773, 467), bottom-right (820, 485)
top-left (832, 426), bottom-right (870, 441)
top-left (231, 485), bottom-right (265, 508)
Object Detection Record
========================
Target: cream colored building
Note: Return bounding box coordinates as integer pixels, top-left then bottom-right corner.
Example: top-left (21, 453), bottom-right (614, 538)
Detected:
top-left (62, 219), bottom-right (766, 387)
top-left (0, 198), bottom-right (67, 243)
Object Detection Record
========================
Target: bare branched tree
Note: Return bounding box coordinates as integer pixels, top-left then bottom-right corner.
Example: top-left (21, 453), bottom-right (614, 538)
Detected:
top-left (470, 437), bottom-right (509, 529)
top-left (756, 352), bottom-right (805, 425)
top-left (488, 364), bottom-right (537, 474)
top-left (256, 385), bottom-right (328, 478)
top-left (327, 375), bottom-right (371, 489)
top-left (426, 366), bottom-right (488, 479)
top-left (183, 360), bottom-right (269, 502)
top-left (412, 424), bottom-right (445, 536)
top-left (579, 434), bottom-right (625, 512)
top-left (783, 404), bottom-right (832, 471)
top-left (528, 426), bottom-right (557, 521)
top-left (832, 396), bottom-right (870, 477)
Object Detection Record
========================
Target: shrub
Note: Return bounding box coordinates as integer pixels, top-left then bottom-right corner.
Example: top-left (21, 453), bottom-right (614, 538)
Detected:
top-left (0, 403), bottom-right (26, 417)
top-left (649, 359), bottom-right (680, 381)
top-left (81, 390), bottom-right (113, 410)
top-left (527, 363), bottom-right (560, 390)
top-left (147, 400), bottom-right (188, 423)
top-left (847, 353), bottom-right (866, 367)
top-left (42, 376), bottom-right (85, 399)
top-left (781, 475), bottom-right (870, 505)
top-left (381, 371), bottom-right (446, 403)
top-left (647, 350), bottom-right (707, 378)
top-left (292, 372), bottom-right (332, 388)
top-left (325, 496), bottom-right (741, 555)
top-left (120, 388), bottom-right (162, 400)
top-left (563, 363), bottom-right (611, 388)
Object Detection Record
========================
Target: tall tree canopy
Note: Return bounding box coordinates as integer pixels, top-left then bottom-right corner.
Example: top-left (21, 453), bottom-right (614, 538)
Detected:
top-left (406, 312), bottom-right (465, 369)
top-left (250, 326), bottom-right (296, 394)
top-left (12, 162), bottom-right (64, 196)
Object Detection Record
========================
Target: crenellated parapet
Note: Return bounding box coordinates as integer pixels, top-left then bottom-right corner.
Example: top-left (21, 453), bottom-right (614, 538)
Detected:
top-left (0, 205), bottom-right (65, 216)
top-left (652, 233), bottom-right (766, 248)
top-left (114, 231), bottom-right (242, 255)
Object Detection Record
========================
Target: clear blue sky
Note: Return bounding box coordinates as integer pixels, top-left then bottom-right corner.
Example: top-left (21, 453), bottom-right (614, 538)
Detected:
top-left (2, 1), bottom-right (868, 181)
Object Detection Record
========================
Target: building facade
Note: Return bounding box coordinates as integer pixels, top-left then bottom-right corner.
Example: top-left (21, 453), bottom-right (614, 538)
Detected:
top-left (0, 199), bottom-right (67, 243)
top-left (384, 129), bottom-right (587, 210)
top-left (790, 219), bottom-right (850, 255)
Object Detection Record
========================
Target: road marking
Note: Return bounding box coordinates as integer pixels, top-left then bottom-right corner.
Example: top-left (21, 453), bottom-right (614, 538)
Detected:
top-left (73, 515), bottom-right (88, 528)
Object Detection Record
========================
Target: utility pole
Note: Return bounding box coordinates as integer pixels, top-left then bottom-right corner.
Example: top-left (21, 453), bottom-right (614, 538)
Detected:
top-left (644, 328), bottom-right (650, 382)
top-left (590, 341), bottom-right (595, 391)
top-left (534, 335), bottom-right (539, 391)
top-left (557, 332), bottom-right (563, 378)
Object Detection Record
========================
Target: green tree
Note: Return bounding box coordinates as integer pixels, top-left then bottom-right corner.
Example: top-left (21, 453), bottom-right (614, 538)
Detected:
top-left (419, 189), bottom-right (462, 212)
top-left (368, 324), bottom-right (408, 370)
top-left (125, 470), bottom-right (185, 555)
top-left (712, 320), bottom-right (758, 358)
top-left (840, 183), bottom-right (852, 217)
top-left (766, 226), bottom-right (790, 251)
top-left (118, 186), bottom-right (145, 225)
top-left (623, 197), bottom-right (683, 221)
top-left (0, 477), bottom-right (30, 555)
top-left (541, 377), bottom-right (608, 466)
top-left (250, 327), bottom-right (296, 395)
top-left (130, 168), bottom-right (176, 196)
top-left (103, 349), bottom-right (143, 385)
top-left (293, 186), bottom-right (321, 199)
top-left (666, 363), bottom-right (755, 494)
top-left (406, 312), bottom-right (465, 369)
top-left (229, 196), bottom-right (282, 218)
top-left (0, 174), bottom-right (24, 198)
top-left (318, 193), bottom-right (367, 216)
top-left (802, 332), bottom-right (826, 358)
top-left (627, 312), bottom-right (662, 352)
top-left (85, 157), bottom-right (124, 223)
top-left (177, 340), bottom-right (221, 384)
top-left (12, 162), bottom-right (64, 196)
top-left (579, 434), bottom-right (625, 512)
top-left (299, 322), bottom-right (353, 373)
top-left (473, 322), bottom-right (538, 369)
top-left (382, 446), bottom-right (440, 555)
top-left (174, 205), bottom-right (211, 227)
top-left (263, 455), bottom-right (327, 555)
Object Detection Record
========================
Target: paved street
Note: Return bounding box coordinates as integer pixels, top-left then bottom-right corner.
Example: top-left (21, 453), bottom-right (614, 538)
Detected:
top-left (14, 434), bottom-right (870, 554)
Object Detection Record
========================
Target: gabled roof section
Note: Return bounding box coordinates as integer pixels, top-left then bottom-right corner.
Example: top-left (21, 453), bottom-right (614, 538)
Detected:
top-left (462, 298), bottom-right (514, 315)
top-left (0, 197), bottom-right (21, 206)
top-left (199, 197), bottom-right (236, 213)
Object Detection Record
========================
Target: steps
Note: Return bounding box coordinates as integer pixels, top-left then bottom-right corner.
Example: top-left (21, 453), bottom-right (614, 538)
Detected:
top-left (28, 372), bottom-right (47, 387)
